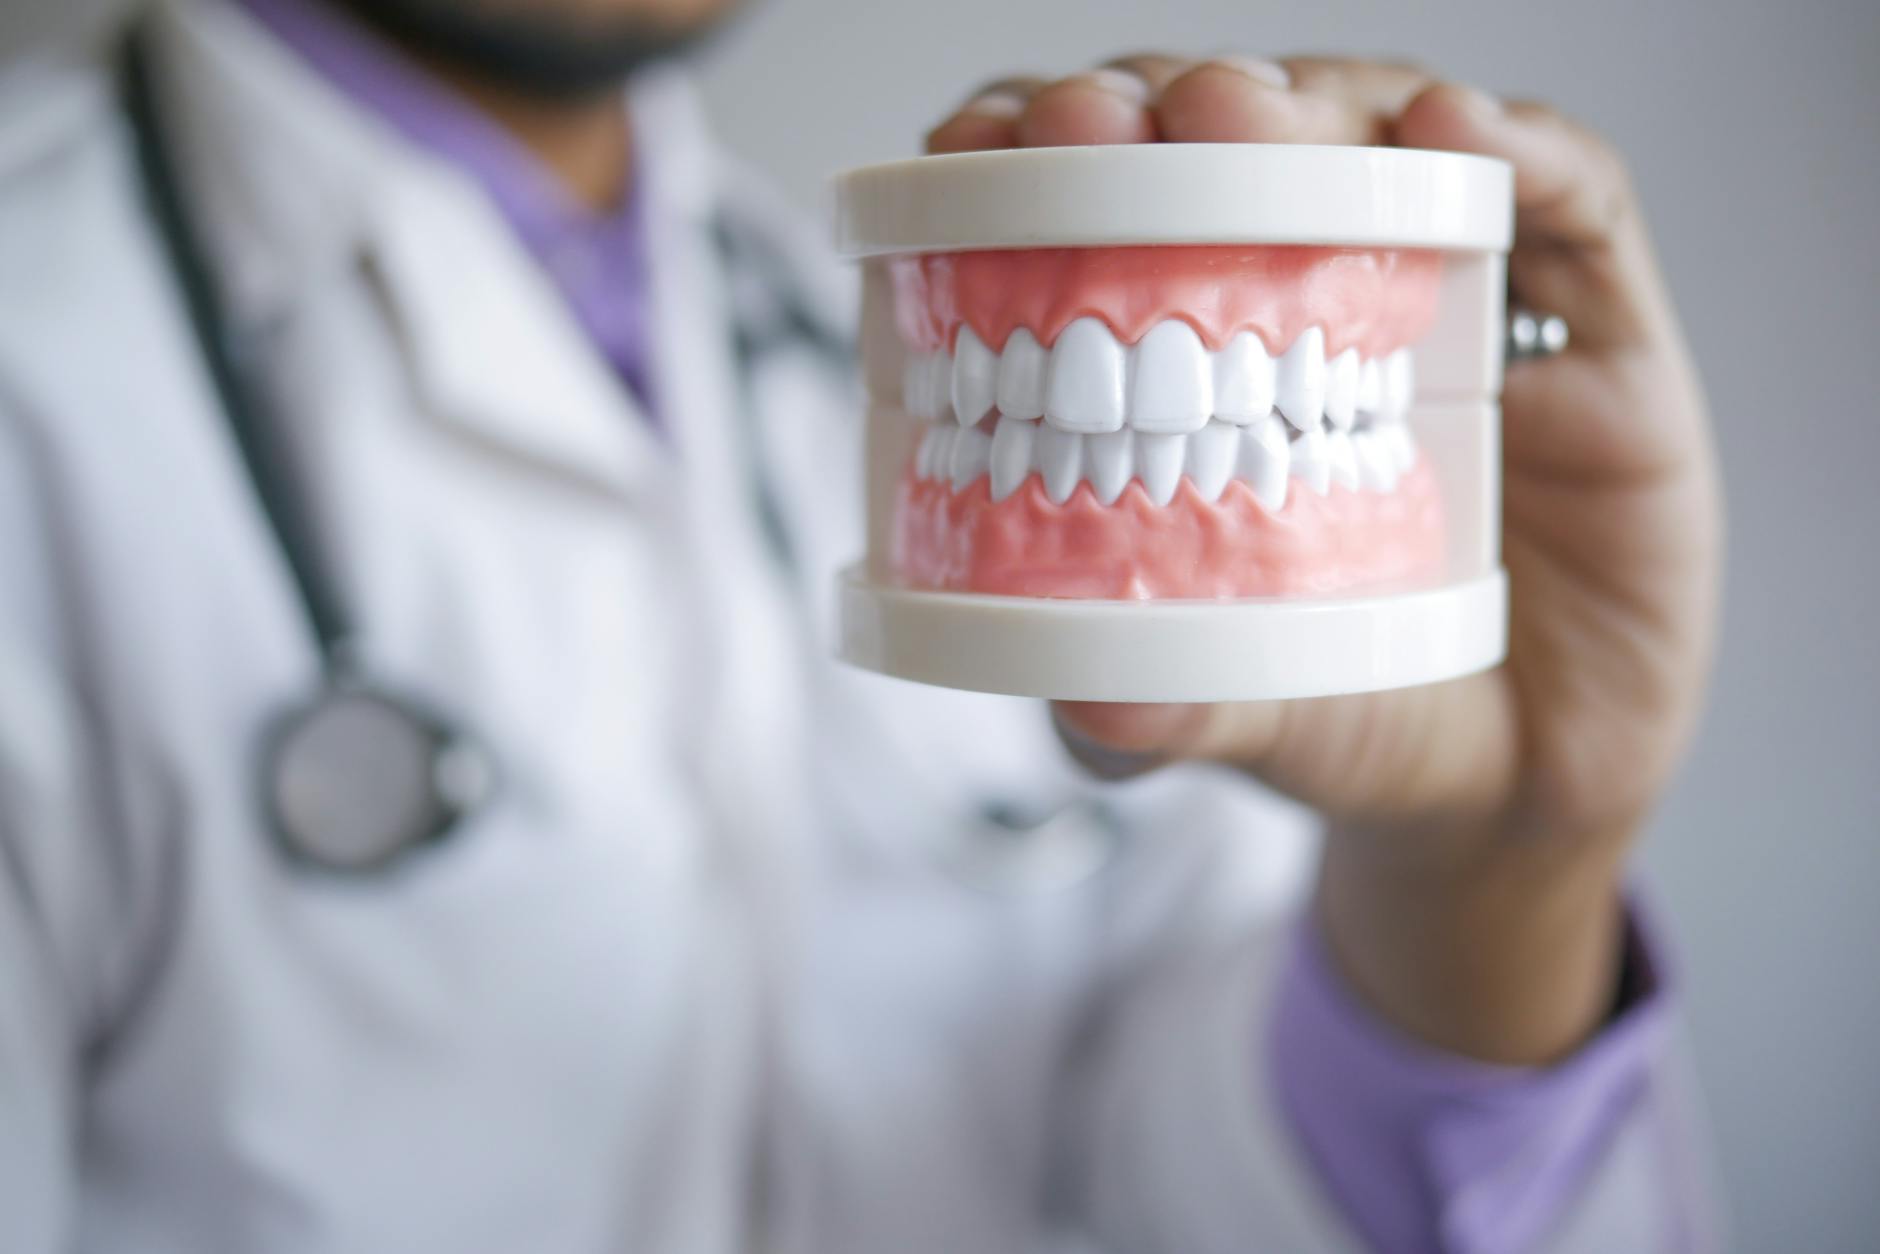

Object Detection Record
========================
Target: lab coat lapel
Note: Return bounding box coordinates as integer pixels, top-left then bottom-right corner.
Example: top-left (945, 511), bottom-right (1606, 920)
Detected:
top-left (149, 0), bottom-right (664, 503)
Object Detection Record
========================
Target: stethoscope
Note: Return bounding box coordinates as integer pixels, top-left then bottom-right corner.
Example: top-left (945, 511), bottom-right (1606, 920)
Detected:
top-left (119, 26), bottom-right (502, 874)
top-left (115, 22), bottom-right (868, 877)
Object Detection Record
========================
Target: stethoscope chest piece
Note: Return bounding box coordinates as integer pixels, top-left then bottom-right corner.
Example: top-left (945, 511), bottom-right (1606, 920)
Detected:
top-left (264, 677), bottom-right (497, 874)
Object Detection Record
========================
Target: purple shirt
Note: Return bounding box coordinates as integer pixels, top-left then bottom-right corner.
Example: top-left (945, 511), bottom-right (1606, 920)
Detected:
top-left (234, 0), bottom-right (656, 411)
top-left (229, 2), bottom-right (1683, 1245)
top-left (1272, 905), bottom-right (1680, 1251)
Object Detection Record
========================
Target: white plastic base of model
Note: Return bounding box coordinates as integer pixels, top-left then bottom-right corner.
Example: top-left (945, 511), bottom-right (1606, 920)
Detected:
top-left (838, 567), bottom-right (1508, 703)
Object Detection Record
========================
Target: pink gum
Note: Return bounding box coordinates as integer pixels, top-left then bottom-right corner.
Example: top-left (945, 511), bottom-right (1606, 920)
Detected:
top-left (892, 458), bottom-right (1447, 601)
top-left (891, 245), bottom-right (1445, 359)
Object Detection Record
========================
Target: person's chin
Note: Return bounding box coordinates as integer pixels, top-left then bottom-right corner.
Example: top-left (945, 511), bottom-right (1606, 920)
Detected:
top-left (334, 0), bottom-right (746, 100)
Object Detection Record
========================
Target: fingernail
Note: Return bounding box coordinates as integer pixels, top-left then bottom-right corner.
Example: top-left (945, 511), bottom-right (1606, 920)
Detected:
top-left (1076, 67), bottom-right (1151, 105)
top-left (960, 90), bottom-right (1026, 119)
top-left (1451, 83), bottom-right (1503, 117)
top-left (1211, 55), bottom-right (1291, 90)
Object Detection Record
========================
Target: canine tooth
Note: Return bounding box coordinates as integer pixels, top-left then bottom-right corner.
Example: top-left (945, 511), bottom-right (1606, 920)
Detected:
top-left (989, 415), bottom-right (1036, 501)
top-left (1136, 432), bottom-right (1185, 506)
top-left (1186, 420), bottom-right (1239, 502)
top-left (1045, 317), bottom-right (1127, 434)
top-left (1289, 426), bottom-right (1332, 496)
top-left (1238, 416), bottom-right (1291, 512)
top-left (1326, 428), bottom-right (1361, 491)
top-left (996, 327), bottom-right (1048, 421)
top-left (1085, 428), bottom-right (1134, 505)
top-left (923, 426), bottom-right (955, 481)
top-left (1130, 320), bottom-right (1212, 434)
top-left (1382, 349), bottom-right (1415, 422)
top-left (1035, 425), bottom-right (1083, 504)
top-left (1355, 431), bottom-right (1396, 492)
top-left (1213, 331), bottom-right (1276, 424)
top-left (949, 425), bottom-right (992, 489)
top-left (1276, 326), bottom-right (1326, 431)
top-left (951, 325), bottom-right (998, 427)
top-left (1357, 357), bottom-right (1383, 415)
top-left (1324, 348), bottom-right (1360, 431)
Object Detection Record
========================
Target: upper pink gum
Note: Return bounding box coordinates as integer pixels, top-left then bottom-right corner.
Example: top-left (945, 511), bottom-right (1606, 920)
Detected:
top-left (889, 245), bottom-right (1445, 357)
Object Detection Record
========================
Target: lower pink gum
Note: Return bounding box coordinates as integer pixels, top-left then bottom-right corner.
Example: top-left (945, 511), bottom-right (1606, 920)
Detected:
top-left (892, 458), bottom-right (1446, 600)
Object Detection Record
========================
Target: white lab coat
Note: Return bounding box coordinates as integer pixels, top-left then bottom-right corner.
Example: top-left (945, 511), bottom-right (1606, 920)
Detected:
top-left (0, 3), bottom-right (1697, 1250)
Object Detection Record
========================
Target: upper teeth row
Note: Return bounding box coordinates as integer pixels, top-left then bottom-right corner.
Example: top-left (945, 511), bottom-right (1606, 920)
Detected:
top-left (903, 319), bottom-right (1416, 436)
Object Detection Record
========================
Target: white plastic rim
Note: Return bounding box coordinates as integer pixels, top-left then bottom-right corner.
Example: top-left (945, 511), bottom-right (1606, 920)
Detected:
top-left (838, 567), bottom-right (1508, 703)
top-left (834, 144), bottom-right (1513, 257)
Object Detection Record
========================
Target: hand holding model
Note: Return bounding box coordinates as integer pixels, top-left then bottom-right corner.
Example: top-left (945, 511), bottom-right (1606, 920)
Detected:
top-left (929, 57), bottom-right (1722, 1065)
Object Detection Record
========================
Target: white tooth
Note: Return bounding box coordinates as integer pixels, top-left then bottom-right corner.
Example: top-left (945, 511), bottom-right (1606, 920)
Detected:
top-left (1213, 330), bottom-right (1276, 424)
top-left (924, 426), bottom-right (956, 481)
top-left (1186, 420), bottom-right (1238, 502)
top-left (996, 327), bottom-right (1048, 421)
top-left (929, 351), bottom-right (955, 424)
top-left (1324, 347), bottom-right (1360, 431)
top-left (1085, 428), bottom-right (1135, 505)
top-left (951, 325), bottom-right (998, 427)
top-left (1383, 349), bottom-right (1415, 422)
top-left (1135, 431), bottom-right (1185, 506)
top-left (1326, 428), bottom-right (1361, 491)
top-left (949, 425), bottom-right (992, 490)
top-left (989, 415), bottom-right (1037, 501)
top-left (1275, 326), bottom-right (1326, 431)
top-left (1035, 425), bottom-right (1083, 504)
top-left (1130, 320), bottom-right (1212, 434)
top-left (1381, 423), bottom-right (1417, 474)
top-left (903, 353), bottom-right (934, 420)
top-left (914, 426), bottom-right (937, 479)
top-left (1355, 431), bottom-right (1396, 492)
top-left (1356, 357), bottom-right (1383, 416)
top-left (1238, 416), bottom-right (1290, 512)
top-left (1045, 317), bottom-right (1127, 434)
top-left (1289, 426), bottom-right (1332, 496)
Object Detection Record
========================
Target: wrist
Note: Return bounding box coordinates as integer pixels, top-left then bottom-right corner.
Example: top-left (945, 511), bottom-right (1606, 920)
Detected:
top-left (1315, 819), bottom-right (1635, 1065)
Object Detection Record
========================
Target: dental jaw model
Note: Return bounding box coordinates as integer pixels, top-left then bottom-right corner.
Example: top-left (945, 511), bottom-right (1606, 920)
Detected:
top-left (835, 145), bottom-right (1514, 702)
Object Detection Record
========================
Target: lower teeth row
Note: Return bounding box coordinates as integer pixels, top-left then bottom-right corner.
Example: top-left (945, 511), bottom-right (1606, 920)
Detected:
top-left (914, 414), bottom-right (1417, 511)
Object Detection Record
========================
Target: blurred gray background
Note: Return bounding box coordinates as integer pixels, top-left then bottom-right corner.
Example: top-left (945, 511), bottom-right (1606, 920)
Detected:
top-left (6, 0), bottom-right (1877, 1247)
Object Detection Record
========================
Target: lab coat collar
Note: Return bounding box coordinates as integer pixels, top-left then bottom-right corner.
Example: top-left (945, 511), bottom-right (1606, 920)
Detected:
top-left (143, 0), bottom-right (690, 500)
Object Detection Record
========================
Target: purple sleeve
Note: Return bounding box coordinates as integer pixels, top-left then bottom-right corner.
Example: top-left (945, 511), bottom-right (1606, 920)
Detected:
top-left (1268, 903), bottom-right (1675, 1253)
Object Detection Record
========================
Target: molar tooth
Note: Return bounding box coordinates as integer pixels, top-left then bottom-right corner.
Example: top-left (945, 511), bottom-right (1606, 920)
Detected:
top-left (989, 415), bottom-right (1037, 501)
top-left (1289, 426), bottom-right (1332, 496)
top-left (1130, 320), bottom-right (1212, 434)
top-left (923, 426), bottom-right (956, 481)
top-left (1326, 428), bottom-right (1361, 491)
top-left (1380, 423), bottom-right (1417, 474)
top-left (1382, 348), bottom-right (1415, 422)
top-left (951, 325), bottom-right (998, 427)
top-left (1185, 420), bottom-right (1239, 502)
top-left (949, 425), bottom-right (992, 490)
top-left (996, 327), bottom-right (1048, 421)
top-left (1213, 330), bottom-right (1276, 424)
top-left (930, 352), bottom-right (956, 423)
top-left (1135, 431), bottom-right (1186, 506)
top-left (1324, 347), bottom-right (1360, 431)
top-left (1357, 357), bottom-right (1383, 415)
top-left (1275, 326), bottom-right (1326, 431)
top-left (1085, 428), bottom-right (1135, 506)
top-left (1035, 425), bottom-right (1084, 504)
top-left (1238, 416), bottom-right (1291, 512)
top-left (1354, 431), bottom-right (1396, 492)
top-left (914, 426), bottom-right (937, 479)
top-left (1045, 317), bottom-right (1127, 433)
